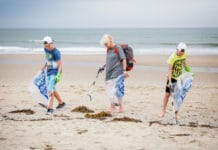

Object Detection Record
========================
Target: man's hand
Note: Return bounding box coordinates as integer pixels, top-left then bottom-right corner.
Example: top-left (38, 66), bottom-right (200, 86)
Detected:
top-left (167, 82), bottom-right (172, 89)
top-left (184, 66), bottom-right (191, 72)
top-left (123, 71), bottom-right (129, 78)
top-left (55, 72), bottom-right (61, 84)
top-left (98, 66), bottom-right (105, 74)
top-left (184, 66), bottom-right (195, 76)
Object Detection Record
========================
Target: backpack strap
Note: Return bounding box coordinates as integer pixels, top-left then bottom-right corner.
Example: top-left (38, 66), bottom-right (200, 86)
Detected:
top-left (113, 45), bottom-right (118, 54)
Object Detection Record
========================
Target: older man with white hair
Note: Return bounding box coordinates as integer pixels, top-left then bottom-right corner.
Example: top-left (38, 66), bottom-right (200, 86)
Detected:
top-left (99, 34), bottom-right (129, 113)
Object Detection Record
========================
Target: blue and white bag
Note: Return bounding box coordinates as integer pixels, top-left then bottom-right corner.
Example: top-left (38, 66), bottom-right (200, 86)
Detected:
top-left (29, 71), bottom-right (48, 105)
top-left (113, 74), bottom-right (125, 98)
top-left (172, 72), bottom-right (193, 110)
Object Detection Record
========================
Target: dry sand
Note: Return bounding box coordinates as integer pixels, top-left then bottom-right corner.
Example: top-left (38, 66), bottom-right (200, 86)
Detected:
top-left (0, 54), bottom-right (218, 150)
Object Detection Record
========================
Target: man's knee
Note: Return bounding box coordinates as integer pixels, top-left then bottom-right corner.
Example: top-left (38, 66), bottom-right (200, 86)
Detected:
top-left (48, 92), bottom-right (54, 97)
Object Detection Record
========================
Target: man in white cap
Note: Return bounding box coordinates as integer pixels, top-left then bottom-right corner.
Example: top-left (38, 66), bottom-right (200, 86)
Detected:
top-left (41, 36), bottom-right (65, 115)
top-left (159, 42), bottom-right (191, 119)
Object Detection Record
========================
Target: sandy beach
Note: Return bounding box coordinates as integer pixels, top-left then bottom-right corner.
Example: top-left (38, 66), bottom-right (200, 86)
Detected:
top-left (0, 54), bottom-right (218, 150)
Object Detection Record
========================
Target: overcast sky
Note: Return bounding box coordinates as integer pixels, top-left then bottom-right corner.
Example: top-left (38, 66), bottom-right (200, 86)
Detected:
top-left (0, 0), bottom-right (218, 28)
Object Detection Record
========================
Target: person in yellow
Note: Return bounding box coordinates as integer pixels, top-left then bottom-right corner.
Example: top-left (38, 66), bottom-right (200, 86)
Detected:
top-left (160, 42), bottom-right (191, 119)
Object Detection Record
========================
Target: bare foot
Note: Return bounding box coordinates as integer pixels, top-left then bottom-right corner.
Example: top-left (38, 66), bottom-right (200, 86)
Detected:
top-left (107, 106), bottom-right (115, 113)
top-left (176, 113), bottom-right (181, 120)
top-left (159, 111), bottom-right (165, 118)
top-left (118, 106), bottom-right (123, 113)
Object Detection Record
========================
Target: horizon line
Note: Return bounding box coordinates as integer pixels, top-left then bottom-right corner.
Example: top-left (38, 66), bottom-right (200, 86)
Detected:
top-left (0, 27), bottom-right (218, 29)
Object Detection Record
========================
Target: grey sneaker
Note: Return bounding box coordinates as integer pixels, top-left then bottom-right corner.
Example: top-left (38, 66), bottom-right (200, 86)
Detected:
top-left (56, 102), bottom-right (66, 109)
top-left (46, 108), bottom-right (54, 115)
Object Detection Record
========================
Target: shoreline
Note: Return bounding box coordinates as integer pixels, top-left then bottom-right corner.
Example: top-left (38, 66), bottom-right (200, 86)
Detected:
top-left (0, 54), bottom-right (218, 67)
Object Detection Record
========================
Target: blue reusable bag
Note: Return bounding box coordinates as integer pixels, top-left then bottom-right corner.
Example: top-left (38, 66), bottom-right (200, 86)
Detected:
top-left (172, 72), bottom-right (193, 109)
top-left (33, 71), bottom-right (48, 99)
top-left (114, 75), bottom-right (125, 98)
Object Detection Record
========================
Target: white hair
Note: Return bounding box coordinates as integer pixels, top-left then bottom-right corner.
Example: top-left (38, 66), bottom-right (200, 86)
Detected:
top-left (100, 34), bottom-right (113, 46)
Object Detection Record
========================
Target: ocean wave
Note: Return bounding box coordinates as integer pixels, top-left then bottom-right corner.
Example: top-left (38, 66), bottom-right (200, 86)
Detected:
top-left (0, 46), bottom-right (218, 55)
top-left (28, 40), bottom-right (42, 43)
top-left (0, 46), bottom-right (105, 55)
top-left (160, 42), bottom-right (218, 47)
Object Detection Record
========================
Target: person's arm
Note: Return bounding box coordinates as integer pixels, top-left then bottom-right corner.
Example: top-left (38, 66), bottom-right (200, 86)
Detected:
top-left (98, 64), bottom-right (106, 74)
top-left (57, 60), bottom-right (62, 74)
top-left (101, 64), bottom-right (106, 69)
top-left (183, 61), bottom-right (191, 72)
top-left (168, 64), bottom-right (173, 84)
top-left (55, 60), bottom-right (62, 84)
top-left (122, 59), bottom-right (129, 78)
top-left (122, 59), bottom-right (127, 71)
top-left (41, 63), bottom-right (47, 71)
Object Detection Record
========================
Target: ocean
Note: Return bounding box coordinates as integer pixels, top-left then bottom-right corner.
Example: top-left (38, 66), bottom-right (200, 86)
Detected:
top-left (0, 28), bottom-right (218, 55)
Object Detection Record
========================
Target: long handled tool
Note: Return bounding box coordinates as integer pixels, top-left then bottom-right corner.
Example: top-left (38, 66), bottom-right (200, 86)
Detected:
top-left (87, 67), bottom-right (104, 101)
top-left (170, 83), bottom-right (179, 125)
top-left (171, 99), bottom-right (179, 125)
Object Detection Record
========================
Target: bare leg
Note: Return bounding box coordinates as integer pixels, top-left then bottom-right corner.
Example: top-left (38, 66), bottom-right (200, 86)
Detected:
top-left (175, 111), bottom-right (180, 119)
top-left (48, 92), bottom-right (55, 109)
top-left (54, 91), bottom-right (63, 104)
top-left (118, 105), bottom-right (123, 113)
top-left (118, 98), bottom-right (123, 113)
top-left (159, 92), bottom-right (170, 117)
top-left (108, 104), bottom-right (115, 113)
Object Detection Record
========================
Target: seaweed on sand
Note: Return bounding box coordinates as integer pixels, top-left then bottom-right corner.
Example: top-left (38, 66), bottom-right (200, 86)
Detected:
top-left (71, 106), bottom-right (94, 113)
top-left (9, 109), bottom-right (35, 115)
top-left (111, 116), bottom-right (142, 123)
top-left (85, 111), bottom-right (112, 120)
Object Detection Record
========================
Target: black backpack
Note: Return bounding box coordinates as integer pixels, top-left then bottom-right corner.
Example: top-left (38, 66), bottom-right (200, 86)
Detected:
top-left (115, 44), bottom-right (136, 71)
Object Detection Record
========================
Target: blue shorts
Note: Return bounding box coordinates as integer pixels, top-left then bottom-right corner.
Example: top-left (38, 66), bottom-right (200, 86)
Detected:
top-left (47, 75), bottom-right (56, 92)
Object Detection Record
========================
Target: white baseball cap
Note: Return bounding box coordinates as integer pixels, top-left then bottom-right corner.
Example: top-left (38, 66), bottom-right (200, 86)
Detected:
top-left (177, 42), bottom-right (187, 51)
top-left (43, 36), bottom-right (53, 44)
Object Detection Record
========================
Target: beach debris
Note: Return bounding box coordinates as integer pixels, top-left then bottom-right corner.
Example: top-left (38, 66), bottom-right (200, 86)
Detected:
top-left (111, 116), bottom-right (142, 123)
top-left (188, 122), bottom-right (198, 127)
top-left (77, 129), bottom-right (88, 135)
top-left (148, 120), bottom-right (218, 128)
top-left (85, 111), bottom-right (112, 120)
top-left (44, 144), bottom-right (53, 150)
top-left (38, 103), bottom-right (47, 108)
top-left (148, 120), bottom-right (165, 126)
top-left (9, 109), bottom-right (35, 115)
top-left (53, 114), bottom-right (69, 118)
top-left (170, 133), bottom-right (191, 136)
top-left (71, 106), bottom-right (94, 113)
top-left (29, 146), bottom-right (38, 149)
top-left (0, 138), bottom-right (7, 141)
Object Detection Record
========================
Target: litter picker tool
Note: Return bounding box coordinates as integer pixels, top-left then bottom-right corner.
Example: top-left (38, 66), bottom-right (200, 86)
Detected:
top-left (169, 83), bottom-right (179, 125)
top-left (87, 67), bottom-right (104, 101)
top-left (170, 72), bottom-right (194, 125)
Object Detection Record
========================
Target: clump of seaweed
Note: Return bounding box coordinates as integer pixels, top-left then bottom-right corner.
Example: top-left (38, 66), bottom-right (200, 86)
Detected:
top-left (71, 106), bottom-right (94, 113)
top-left (112, 116), bottom-right (142, 123)
top-left (85, 111), bottom-right (112, 120)
top-left (9, 109), bottom-right (35, 115)
top-left (44, 144), bottom-right (53, 150)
